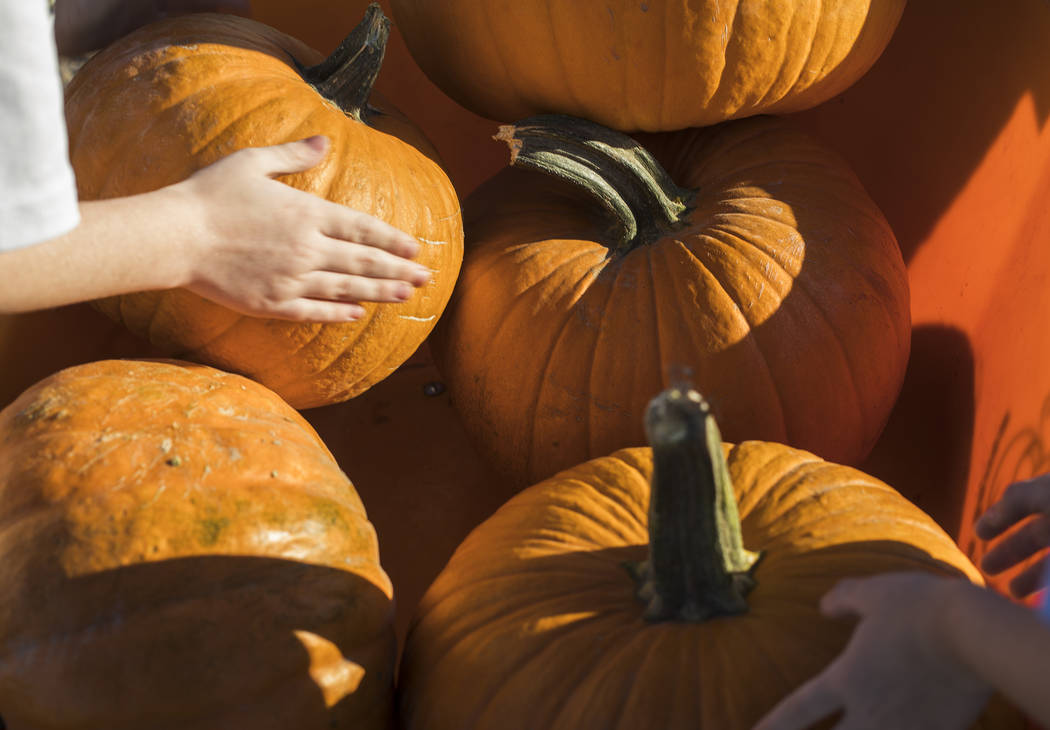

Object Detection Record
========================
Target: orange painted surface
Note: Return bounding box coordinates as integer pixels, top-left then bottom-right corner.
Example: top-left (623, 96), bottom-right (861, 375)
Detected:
top-left (791, 0), bottom-right (1050, 593)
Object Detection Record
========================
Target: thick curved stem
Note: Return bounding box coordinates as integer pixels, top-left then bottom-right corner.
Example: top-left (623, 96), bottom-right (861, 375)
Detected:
top-left (629, 384), bottom-right (761, 622)
top-left (298, 3), bottom-right (388, 121)
top-left (494, 115), bottom-right (694, 257)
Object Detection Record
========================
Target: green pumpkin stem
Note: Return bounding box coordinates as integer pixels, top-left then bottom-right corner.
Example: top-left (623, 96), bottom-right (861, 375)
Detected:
top-left (494, 115), bottom-right (695, 257)
top-left (299, 2), bottom-right (388, 121)
top-left (628, 385), bottom-right (761, 622)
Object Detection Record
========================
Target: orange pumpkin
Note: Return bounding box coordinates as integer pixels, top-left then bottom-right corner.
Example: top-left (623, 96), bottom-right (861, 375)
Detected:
top-left (398, 384), bottom-right (1020, 730)
top-left (431, 114), bottom-right (910, 487)
top-left (248, 0), bottom-right (506, 199)
top-left (0, 359), bottom-right (395, 728)
top-left (388, 0), bottom-right (906, 131)
top-left (64, 8), bottom-right (463, 409)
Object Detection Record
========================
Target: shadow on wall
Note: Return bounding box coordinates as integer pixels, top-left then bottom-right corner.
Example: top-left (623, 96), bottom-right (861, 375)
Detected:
top-left (0, 555), bottom-right (395, 729)
top-left (791, 0), bottom-right (1050, 263)
top-left (859, 325), bottom-right (976, 537)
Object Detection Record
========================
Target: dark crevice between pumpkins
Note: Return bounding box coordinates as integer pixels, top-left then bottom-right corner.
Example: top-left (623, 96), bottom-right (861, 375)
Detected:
top-left (495, 115), bottom-right (697, 259)
top-left (293, 2), bottom-right (388, 123)
top-left (625, 384), bottom-right (762, 622)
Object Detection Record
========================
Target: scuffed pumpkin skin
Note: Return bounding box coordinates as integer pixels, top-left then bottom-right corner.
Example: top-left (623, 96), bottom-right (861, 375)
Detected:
top-left (64, 14), bottom-right (464, 409)
top-left (390, 0), bottom-right (907, 131)
top-left (432, 116), bottom-right (910, 487)
top-left (398, 443), bottom-right (1019, 730)
top-left (0, 360), bottom-right (395, 729)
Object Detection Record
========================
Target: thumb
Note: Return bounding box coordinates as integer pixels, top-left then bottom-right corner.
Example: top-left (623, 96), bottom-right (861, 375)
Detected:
top-left (244, 136), bottom-right (330, 177)
top-left (819, 578), bottom-right (864, 619)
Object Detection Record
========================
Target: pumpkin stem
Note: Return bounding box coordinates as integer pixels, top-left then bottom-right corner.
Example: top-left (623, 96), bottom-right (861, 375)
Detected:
top-left (494, 115), bottom-right (694, 257)
top-left (299, 2), bottom-right (388, 121)
top-left (628, 384), bottom-right (761, 622)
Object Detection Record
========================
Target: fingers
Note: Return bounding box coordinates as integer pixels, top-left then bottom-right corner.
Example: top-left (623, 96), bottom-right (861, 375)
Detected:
top-left (752, 674), bottom-right (840, 730)
top-left (320, 205), bottom-right (423, 261)
top-left (819, 578), bottom-right (867, 619)
top-left (229, 136), bottom-right (331, 178)
top-left (975, 475), bottom-right (1050, 540)
top-left (264, 299), bottom-right (366, 323)
top-left (981, 514), bottom-right (1050, 575)
top-left (1006, 555), bottom-right (1049, 599)
top-left (297, 271), bottom-right (416, 305)
top-left (319, 237), bottom-right (430, 287)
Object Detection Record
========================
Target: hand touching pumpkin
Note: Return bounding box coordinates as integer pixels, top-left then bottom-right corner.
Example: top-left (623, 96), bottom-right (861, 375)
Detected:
top-left (176, 135), bottom-right (431, 322)
top-left (752, 573), bottom-right (992, 730)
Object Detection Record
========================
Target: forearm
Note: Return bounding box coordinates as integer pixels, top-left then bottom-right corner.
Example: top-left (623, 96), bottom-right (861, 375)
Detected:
top-left (941, 580), bottom-right (1050, 723)
top-left (0, 188), bottom-right (196, 313)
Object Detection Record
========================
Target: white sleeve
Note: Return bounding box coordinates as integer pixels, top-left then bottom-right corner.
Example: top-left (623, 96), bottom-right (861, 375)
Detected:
top-left (0, 0), bottom-right (80, 252)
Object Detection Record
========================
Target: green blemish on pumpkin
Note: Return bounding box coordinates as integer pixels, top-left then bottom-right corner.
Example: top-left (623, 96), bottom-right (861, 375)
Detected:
top-left (165, 456), bottom-right (182, 467)
top-left (313, 500), bottom-right (349, 531)
top-left (198, 517), bottom-right (230, 546)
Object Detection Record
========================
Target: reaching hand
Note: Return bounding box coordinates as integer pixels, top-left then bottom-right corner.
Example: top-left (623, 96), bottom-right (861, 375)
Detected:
top-left (174, 136), bottom-right (431, 322)
top-left (976, 473), bottom-right (1050, 598)
top-left (752, 572), bottom-right (990, 730)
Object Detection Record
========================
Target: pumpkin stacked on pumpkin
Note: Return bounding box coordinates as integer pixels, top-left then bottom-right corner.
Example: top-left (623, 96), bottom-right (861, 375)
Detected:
top-left (0, 2), bottom-right (1028, 728)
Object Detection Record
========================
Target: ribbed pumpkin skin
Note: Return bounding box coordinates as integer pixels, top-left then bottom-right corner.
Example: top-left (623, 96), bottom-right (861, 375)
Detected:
top-left (398, 443), bottom-right (1016, 730)
top-left (431, 117), bottom-right (910, 486)
top-left (389, 0), bottom-right (906, 131)
top-left (0, 360), bottom-right (395, 729)
top-left (64, 14), bottom-right (464, 409)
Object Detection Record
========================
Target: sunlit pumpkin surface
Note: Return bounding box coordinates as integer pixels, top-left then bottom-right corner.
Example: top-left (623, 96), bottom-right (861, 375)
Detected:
top-left (432, 116), bottom-right (910, 487)
top-left (389, 0), bottom-right (906, 131)
top-left (63, 14), bottom-right (463, 409)
top-left (398, 443), bottom-right (1020, 730)
top-left (0, 360), bottom-right (395, 729)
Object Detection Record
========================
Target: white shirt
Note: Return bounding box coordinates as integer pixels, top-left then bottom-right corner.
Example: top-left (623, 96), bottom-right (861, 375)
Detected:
top-left (0, 0), bottom-right (80, 252)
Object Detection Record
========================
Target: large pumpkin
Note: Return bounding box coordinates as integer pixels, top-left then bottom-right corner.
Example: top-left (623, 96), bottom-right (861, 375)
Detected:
top-left (431, 114), bottom-right (910, 487)
top-left (397, 385), bottom-right (1021, 729)
top-left (0, 359), bottom-right (395, 728)
top-left (248, 0), bottom-right (506, 199)
top-left (64, 8), bottom-right (463, 409)
top-left (388, 0), bottom-right (906, 131)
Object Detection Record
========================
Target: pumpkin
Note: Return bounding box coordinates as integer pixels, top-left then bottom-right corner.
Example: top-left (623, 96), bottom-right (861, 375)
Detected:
top-left (248, 0), bottom-right (506, 199)
top-left (430, 114), bottom-right (910, 487)
top-left (0, 359), bottom-right (395, 728)
top-left (388, 0), bottom-right (907, 131)
top-left (397, 384), bottom-right (1021, 730)
top-left (64, 7), bottom-right (463, 409)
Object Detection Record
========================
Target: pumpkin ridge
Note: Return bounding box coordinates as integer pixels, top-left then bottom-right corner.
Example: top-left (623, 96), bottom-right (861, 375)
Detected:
top-left (655, 239), bottom-right (792, 443)
top-left (581, 259), bottom-right (632, 459)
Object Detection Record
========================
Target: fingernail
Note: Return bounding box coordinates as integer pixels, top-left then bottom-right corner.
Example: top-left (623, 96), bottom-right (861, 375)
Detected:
top-left (404, 238), bottom-right (422, 257)
top-left (397, 283), bottom-right (413, 300)
top-left (304, 135), bottom-right (329, 153)
top-left (413, 267), bottom-right (432, 286)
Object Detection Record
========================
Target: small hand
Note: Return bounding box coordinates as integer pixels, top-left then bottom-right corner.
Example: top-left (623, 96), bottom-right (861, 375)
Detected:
top-left (752, 572), bottom-right (989, 730)
top-left (976, 473), bottom-right (1050, 598)
top-left (176, 135), bottom-right (431, 322)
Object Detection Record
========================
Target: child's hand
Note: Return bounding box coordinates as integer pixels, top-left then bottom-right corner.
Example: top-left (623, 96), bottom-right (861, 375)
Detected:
top-left (976, 473), bottom-right (1050, 598)
top-left (174, 136), bottom-right (431, 323)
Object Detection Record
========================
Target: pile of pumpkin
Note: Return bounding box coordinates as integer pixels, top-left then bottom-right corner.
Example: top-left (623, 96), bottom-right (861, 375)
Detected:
top-left (0, 2), bottom-right (1027, 728)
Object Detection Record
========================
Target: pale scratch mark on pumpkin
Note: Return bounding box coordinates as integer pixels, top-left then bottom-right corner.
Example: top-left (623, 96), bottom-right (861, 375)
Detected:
top-left (142, 483), bottom-right (168, 510)
top-left (399, 315), bottom-right (436, 322)
top-left (417, 238), bottom-right (448, 246)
